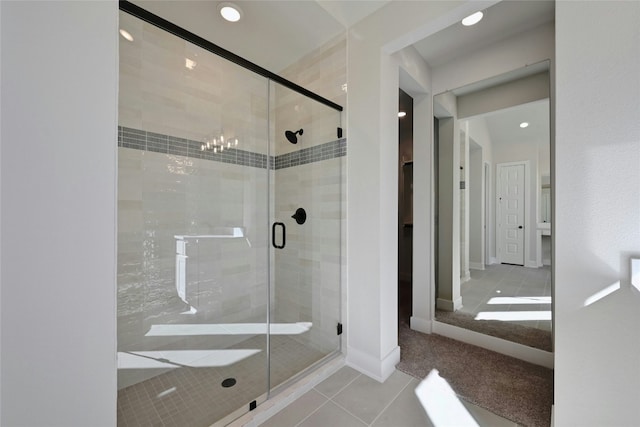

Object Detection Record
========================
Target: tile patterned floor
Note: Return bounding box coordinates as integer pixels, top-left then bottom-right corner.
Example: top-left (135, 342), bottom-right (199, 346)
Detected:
top-left (118, 335), bottom-right (327, 427)
top-left (457, 264), bottom-right (552, 331)
top-left (259, 366), bottom-right (518, 427)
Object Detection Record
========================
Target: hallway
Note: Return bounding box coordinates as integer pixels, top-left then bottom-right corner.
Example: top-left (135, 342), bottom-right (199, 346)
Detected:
top-left (436, 265), bottom-right (552, 351)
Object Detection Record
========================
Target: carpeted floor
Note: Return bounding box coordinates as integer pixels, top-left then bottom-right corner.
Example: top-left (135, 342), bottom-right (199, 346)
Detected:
top-left (397, 321), bottom-right (553, 427)
top-left (435, 309), bottom-right (553, 352)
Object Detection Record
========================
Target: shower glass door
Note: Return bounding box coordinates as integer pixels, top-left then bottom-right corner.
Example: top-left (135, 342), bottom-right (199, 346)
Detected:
top-left (268, 81), bottom-right (344, 392)
top-left (117, 10), bottom-right (270, 426)
top-left (117, 6), bottom-right (344, 426)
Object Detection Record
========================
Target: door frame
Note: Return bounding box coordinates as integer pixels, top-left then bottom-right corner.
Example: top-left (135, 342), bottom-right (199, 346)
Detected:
top-left (484, 161), bottom-right (491, 266)
top-left (496, 160), bottom-right (530, 266)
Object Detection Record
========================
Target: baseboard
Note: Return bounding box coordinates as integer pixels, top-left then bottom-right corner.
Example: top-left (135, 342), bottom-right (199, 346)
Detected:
top-left (436, 296), bottom-right (463, 312)
top-left (432, 321), bottom-right (554, 369)
top-left (410, 316), bottom-right (432, 334)
top-left (489, 257), bottom-right (498, 265)
top-left (525, 260), bottom-right (539, 268)
top-left (469, 262), bottom-right (485, 271)
top-left (461, 271), bottom-right (471, 283)
top-left (346, 345), bottom-right (400, 383)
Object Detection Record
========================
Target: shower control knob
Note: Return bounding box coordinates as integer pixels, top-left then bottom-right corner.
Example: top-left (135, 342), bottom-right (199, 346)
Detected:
top-left (292, 208), bottom-right (307, 225)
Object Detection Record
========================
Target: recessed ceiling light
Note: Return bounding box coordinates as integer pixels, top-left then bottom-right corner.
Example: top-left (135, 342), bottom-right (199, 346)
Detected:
top-left (462, 11), bottom-right (483, 26)
top-left (398, 111), bottom-right (407, 118)
top-left (520, 122), bottom-right (529, 128)
top-left (219, 2), bottom-right (243, 22)
top-left (119, 29), bottom-right (134, 42)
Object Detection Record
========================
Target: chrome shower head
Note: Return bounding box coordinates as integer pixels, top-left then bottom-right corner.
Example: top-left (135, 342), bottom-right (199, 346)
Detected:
top-left (285, 129), bottom-right (303, 144)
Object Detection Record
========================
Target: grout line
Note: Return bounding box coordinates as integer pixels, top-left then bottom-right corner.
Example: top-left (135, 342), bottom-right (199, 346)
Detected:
top-left (327, 399), bottom-right (370, 426)
top-left (366, 375), bottom-right (416, 426)
top-left (313, 372), bottom-right (361, 400)
top-left (293, 397), bottom-right (331, 427)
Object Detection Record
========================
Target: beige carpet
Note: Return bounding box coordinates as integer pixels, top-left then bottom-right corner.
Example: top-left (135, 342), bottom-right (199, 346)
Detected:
top-left (397, 322), bottom-right (553, 427)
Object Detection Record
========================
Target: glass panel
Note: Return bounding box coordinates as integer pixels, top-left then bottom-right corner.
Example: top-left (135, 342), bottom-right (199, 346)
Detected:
top-left (117, 11), bottom-right (269, 426)
top-left (268, 81), bottom-right (343, 391)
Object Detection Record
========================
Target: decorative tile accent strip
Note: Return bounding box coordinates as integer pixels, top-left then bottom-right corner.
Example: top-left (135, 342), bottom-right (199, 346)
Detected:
top-left (118, 126), bottom-right (345, 170)
top-left (274, 139), bottom-right (346, 169)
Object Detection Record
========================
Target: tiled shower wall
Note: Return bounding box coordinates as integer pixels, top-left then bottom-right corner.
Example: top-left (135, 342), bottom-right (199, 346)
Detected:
top-left (117, 11), bottom-right (347, 387)
top-left (272, 35), bottom-right (346, 353)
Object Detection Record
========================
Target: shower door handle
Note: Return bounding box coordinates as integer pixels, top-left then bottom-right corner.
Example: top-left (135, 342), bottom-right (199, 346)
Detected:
top-left (272, 222), bottom-right (286, 249)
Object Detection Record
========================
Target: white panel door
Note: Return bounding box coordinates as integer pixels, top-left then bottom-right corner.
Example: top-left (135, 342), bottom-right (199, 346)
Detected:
top-left (498, 163), bottom-right (525, 265)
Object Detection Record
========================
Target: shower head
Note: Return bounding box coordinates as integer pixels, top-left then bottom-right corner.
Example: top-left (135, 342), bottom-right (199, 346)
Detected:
top-left (285, 129), bottom-right (303, 144)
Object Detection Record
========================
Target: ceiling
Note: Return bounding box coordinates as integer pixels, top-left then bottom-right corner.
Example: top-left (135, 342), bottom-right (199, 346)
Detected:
top-left (130, 1), bottom-right (554, 74)
top-left (419, 1), bottom-right (553, 149)
top-left (127, 1), bottom-right (553, 145)
top-left (413, 0), bottom-right (555, 67)
top-left (132, 0), bottom-right (390, 72)
top-left (469, 99), bottom-right (550, 147)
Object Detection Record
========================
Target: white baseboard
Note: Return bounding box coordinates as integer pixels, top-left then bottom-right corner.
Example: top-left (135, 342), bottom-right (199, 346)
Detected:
top-left (346, 345), bottom-right (400, 383)
top-left (525, 260), bottom-right (539, 268)
top-left (489, 257), bottom-right (498, 265)
top-left (410, 316), bottom-right (432, 334)
top-left (461, 271), bottom-right (471, 283)
top-left (436, 296), bottom-right (463, 312)
top-left (432, 321), bottom-right (554, 369)
top-left (469, 262), bottom-right (485, 271)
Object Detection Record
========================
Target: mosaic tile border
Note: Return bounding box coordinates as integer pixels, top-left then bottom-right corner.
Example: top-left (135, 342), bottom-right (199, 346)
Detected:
top-left (275, 139), bottom-right (346, 169)
top-left (118, 126), bottom-right (346, 170)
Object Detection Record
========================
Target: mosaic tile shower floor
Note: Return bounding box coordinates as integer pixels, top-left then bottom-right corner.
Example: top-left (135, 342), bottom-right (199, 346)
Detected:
top-left (117, 335), bottom-right (326, 427)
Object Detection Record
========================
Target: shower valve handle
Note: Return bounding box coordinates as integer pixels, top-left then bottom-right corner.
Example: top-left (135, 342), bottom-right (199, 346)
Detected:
top-left (292, 208), bottom-right (307, 225)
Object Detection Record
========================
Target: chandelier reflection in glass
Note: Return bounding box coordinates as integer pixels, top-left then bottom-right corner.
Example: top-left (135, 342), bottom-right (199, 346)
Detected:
top-left (201, 132), bottom-right (239, 153)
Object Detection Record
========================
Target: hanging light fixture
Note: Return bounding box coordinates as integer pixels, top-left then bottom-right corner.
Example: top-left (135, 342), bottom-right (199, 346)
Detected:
top-left (201, 131), bottom-right (239, 153)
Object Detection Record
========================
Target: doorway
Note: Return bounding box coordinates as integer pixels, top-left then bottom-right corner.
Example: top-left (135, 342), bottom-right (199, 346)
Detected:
top-left (398, 89), bottom-right (414, 325)
top-left (497, 161), bottom-right (527, 266)
top-left (433, 82), bottom-right (552, 353)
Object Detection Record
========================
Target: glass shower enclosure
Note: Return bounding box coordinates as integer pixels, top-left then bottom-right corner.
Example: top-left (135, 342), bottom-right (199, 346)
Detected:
top-left (116, 4), bottom-right (343, 426)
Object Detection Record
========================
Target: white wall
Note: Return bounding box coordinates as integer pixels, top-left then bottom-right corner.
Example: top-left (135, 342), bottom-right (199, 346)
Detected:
top-left (432, 22), bottom-right (555, 95)
top-left (457, 72), bottom-right (550, 119)
top-left (469, 143), bottom-right (484, 268)
top-left (0, 1), bottom-right (118, 426)
top-left (395, 47), bottom-right (433, 334)
top-left (346, 0), bottom-right (547, 380)
top-left (468, 120), bottom-right (493, 264)
top-left (0, 2), bottom-right (3, 420)
top-left (346, 0), bottom-right (487, 380)
top-left (555, 1), bottom-right (640, 425)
